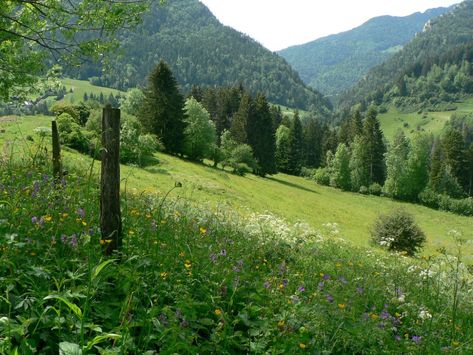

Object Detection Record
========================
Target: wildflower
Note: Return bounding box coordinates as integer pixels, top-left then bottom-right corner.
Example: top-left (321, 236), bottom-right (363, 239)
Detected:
top-left (299, 343), bottom-right (306, 349)
top-left (418, 309), bottom-right (432, 321)
top-left (160, 272), bottom-right (168, 279)
top-left (380, 310), bottom-right (390, 320)
top-left (338, 303), bottom-right (346, 310)
top-left (69, 234), bottom-right (78, 248)
top-left (412, 336), bottom-right (422, 345)
top-left (76, 208), bottom-right (85, 219)
top-left (199, 226), bottom-right (207, 235)
top-left (43, 215), bottom-right (52, 222)
top-left (179, 251), bottom-right (185, 257)
top-left (369, 313), bottom-right (379, 320)
top-left (184, 260), bottom-right (192, 269)
top-left (220, 249), bottom-right (227, 257)
top-left (31, 216), bottom-right (38, 224)
top-left (263, 281), bottom-right (271, 289)
top-left (395, 335), bottom-right (401, 341)
top-left (323, 274), bottom-right (330, 280)
top-left (277, 320), bottom-right (285, 327)
top-left (318, 282), bottom-right (325, 291)
top-left (326, 294), bottom-right (334, 303)
top-left (60, 234), bottom-right (67, 244)
top-left (214, 309), bottom-right (222, 316)
top-left (452, 341), bottom-right (460, 347)
top-left (128, 230), bottom-right (135, 236)
top-left (356, 287), bottom-right (364, 295)
top-left (99, 239), bottom-right (112, 245)
top-left (297, 285), bottom-right (305, 293)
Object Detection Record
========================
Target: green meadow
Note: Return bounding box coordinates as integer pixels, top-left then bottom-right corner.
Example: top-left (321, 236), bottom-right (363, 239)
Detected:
top-left (2, 115), bottom-right (472, 261)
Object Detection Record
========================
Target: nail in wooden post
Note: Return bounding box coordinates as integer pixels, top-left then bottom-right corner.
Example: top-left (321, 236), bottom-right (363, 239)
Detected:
top-left (51, 120), bottom-right (62, 180)
top-left (100, 105), bottom-right (122, 255)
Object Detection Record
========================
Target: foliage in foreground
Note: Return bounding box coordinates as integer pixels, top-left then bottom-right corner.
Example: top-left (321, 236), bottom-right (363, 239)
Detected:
top-left (0, 158), bottom-right (472, 354)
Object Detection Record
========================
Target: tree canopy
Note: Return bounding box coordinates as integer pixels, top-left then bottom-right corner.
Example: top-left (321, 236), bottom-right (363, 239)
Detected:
top-left (0, 0), bottom-right (155, 99)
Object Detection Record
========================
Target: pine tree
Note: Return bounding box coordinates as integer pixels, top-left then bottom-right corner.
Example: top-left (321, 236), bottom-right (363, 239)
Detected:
top-left (247, 94), bottom-right (276, 176)
top-left (362, 106), bottom-right (386, 185)
top-left (140, 60), bottom-right (186, 154)
top-left (287, 111), bottom-right (304, 175)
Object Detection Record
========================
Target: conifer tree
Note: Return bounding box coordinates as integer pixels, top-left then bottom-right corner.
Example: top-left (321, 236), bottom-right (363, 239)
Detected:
top-left (231, 93), bottom-right (252, 144)
top-left (303, 117), bottom-right (323, 168)
top-left (140, 60), bottom-right (186, 154)
top-left (404, 133), bottom-right (432, 200)
top-left (362, 106), bottom-right (386, 185)
top-left (275, 125), bottom-right (291, 173)
top-left (247, 94), bottom-right (276, 176)
top-left (287, 111), bottom-right (304, 175)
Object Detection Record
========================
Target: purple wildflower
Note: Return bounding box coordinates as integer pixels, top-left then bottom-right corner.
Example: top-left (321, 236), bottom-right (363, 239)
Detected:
top-left (220, 249), bottom-right (227, 257)
top-left (395, 335), bottom-right (401, 341)
top-left (31, 216), bottom-right (38, 224)
top-left (412, 336), bottom-right (422, 345)
top-left (326, 294), bottom-right (334, 303)
top-left (69, 234), bottom-right (78, 248)
top-left (282, 279), bottom-right (288, 287)
top-left (380, 310), bottom-right (390, 320)
top-left (264, 281), bottom-right (271, 289)
top-left (298, 285), bottom-right (306, 293)
top-left (318, 281), bottom-right (325, 291)
top-left (60, 234), bottom-right (67, 244)
top-left (76, 208), bottom-right (85, 219)
top-left (323, 274), bottom-right (331, 280)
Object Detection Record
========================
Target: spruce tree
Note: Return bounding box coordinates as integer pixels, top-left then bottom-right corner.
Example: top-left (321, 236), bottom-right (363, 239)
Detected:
top-left (247, 94), bottom-right (276, 176)
top-left (304, 117), bottom-right (323, 168)
top-left (275, 125), bottom-right (291, 173)
top-left (362, 106), bottom-right (386, 185)
top-left (287, 111), bottom-right (304, 175)
top-left (140, 60), bottom-right (186, 154)
top-left (404, 133), bottom-right (432, 200)
top-left (231, 93), bottom-right (252, 144)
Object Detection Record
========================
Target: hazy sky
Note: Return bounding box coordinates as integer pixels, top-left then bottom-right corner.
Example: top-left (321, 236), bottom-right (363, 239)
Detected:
top-left (200, 0), bottom-right (463, 51)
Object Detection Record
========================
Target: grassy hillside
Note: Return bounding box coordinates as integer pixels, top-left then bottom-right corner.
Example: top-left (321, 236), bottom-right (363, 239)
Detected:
top-left (61, 78), bottom-right (123, 103)
top-left (2, 115), bottom-right (472, 261)
top-left (378, 97), bottom-right (473, 141)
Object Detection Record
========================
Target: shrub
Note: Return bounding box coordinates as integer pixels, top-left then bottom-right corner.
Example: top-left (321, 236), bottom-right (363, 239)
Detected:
top-left (314, 168), bottom-right (330, 186)
top-left (359, 186), bottom-right (369, 195)
top-left (300, 167), bottom-right (316, 179)
top-left (56, 113), bottom-right (89, 153)
top-left (369, 183), bottom-right (382, 196)
top-left (371, 209), bottom-right (426, 256)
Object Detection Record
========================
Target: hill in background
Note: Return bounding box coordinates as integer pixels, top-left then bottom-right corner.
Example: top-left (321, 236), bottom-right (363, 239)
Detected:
top-left (66, 0), bottom-right (331, 114)
top-left (279, 7), bottom-right (450, 98)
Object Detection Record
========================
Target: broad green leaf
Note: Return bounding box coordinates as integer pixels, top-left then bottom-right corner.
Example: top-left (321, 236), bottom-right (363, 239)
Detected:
top-left (92, 259), bottom-right (116, 281)
top-left (86, 333), bottom-right (121, 350)
top-left (59, 342), bottom-right (82, 355)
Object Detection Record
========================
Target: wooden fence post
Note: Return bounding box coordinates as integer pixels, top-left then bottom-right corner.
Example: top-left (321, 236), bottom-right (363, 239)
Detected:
top-left (100, 105), bottom-right (122, 255)
top-left (51, 120), bottom-right (62, 180)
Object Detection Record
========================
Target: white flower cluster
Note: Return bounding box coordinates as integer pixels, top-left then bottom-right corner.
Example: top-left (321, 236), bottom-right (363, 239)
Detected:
top-left (418, 308), bottom-right (432, 321)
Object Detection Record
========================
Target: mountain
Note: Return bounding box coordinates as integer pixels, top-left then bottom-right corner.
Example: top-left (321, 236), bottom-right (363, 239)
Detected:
top-left (339, 0), bottom-right (473, 111)
top-left (67, 0), bottom-right (331, 114)
top-left (278, 7), bottom-right (451, 98)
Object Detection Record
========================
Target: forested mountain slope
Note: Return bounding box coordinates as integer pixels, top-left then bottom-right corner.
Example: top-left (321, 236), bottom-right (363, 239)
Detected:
top-left (340, 0), bottom-right (473, 111)
top-left (67, 0), bottom-right (331, 114)
top-left (279, 7), bottom-right (450, 97)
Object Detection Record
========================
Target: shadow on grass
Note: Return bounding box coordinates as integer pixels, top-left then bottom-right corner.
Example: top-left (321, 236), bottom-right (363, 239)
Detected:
top-left (267, 176), bottom-right (319, 194)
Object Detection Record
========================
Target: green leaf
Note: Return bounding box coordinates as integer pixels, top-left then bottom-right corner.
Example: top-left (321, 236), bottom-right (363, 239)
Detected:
top-left (92, 259), bottom-right (116, 281)
top-left (59, 342), bottom-right (82, 355)
top-left (44, 295), bottom-right (82, 319)
top-left (86, 333), bottom-right (121, 350)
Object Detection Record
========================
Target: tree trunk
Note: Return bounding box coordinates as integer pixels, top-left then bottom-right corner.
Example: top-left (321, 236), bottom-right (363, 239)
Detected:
top-left (100, 106), bottom-right (122, 256)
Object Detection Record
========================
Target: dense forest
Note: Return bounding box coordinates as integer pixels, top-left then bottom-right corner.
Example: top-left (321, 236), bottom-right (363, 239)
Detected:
top-left (340, 0), bottom-right (473, 111)
top-left (65, 0), bottom-right (331, 114)
top-left (279, 7), bottom-right (449, 97)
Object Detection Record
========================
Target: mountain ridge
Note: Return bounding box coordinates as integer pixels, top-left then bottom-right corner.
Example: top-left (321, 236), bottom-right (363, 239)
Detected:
top-left (278, 6), bottom-right (451, 97)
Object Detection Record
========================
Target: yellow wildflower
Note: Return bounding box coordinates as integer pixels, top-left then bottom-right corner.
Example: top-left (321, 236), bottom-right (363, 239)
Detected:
top-left (338, 304), bottom-right (346, 310)
top-left (160, 272), bottom-right (168, 279)
top-left (179, 251), bottom-right (185, 257)
top-left (214, 309), bottom-right (222, 316)
top-left (184, 260), bottom-right (192, 269)
top-left (43, 215), bottom-right (52, 222)
top-left (277, 320), bottom-right (285, 327)
top-left (299, 343), bottom-right (306, 349)
top-left (199, 226), bottom-right (207, 235)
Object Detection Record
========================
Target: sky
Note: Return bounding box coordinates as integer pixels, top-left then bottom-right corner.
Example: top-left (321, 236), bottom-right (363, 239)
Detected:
top-left (200, 0), bottom-right (463, 51)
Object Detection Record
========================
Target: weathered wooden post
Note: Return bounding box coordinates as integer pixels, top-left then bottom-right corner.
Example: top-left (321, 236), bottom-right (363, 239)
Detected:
top-left (51, 120), bottom-right (62, 180)
top-left (100, 105), bottom-right (122, 255)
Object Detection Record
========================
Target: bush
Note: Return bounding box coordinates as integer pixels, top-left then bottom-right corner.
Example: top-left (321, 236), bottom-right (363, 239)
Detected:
top-left (371, 209), bottom-right (426, 256)
top-left (56, 113), bottom-right (90, 153)
top-left (359, 186), bottom-right (369, 195)
top-left (314, 168), bottom-right (330, 186)
top-left (418, 189), bottom-right (473, 216)
top-left (300, 167), bottom-right (316, 179)
top-left (369, 183), bottom-right (382, 196)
